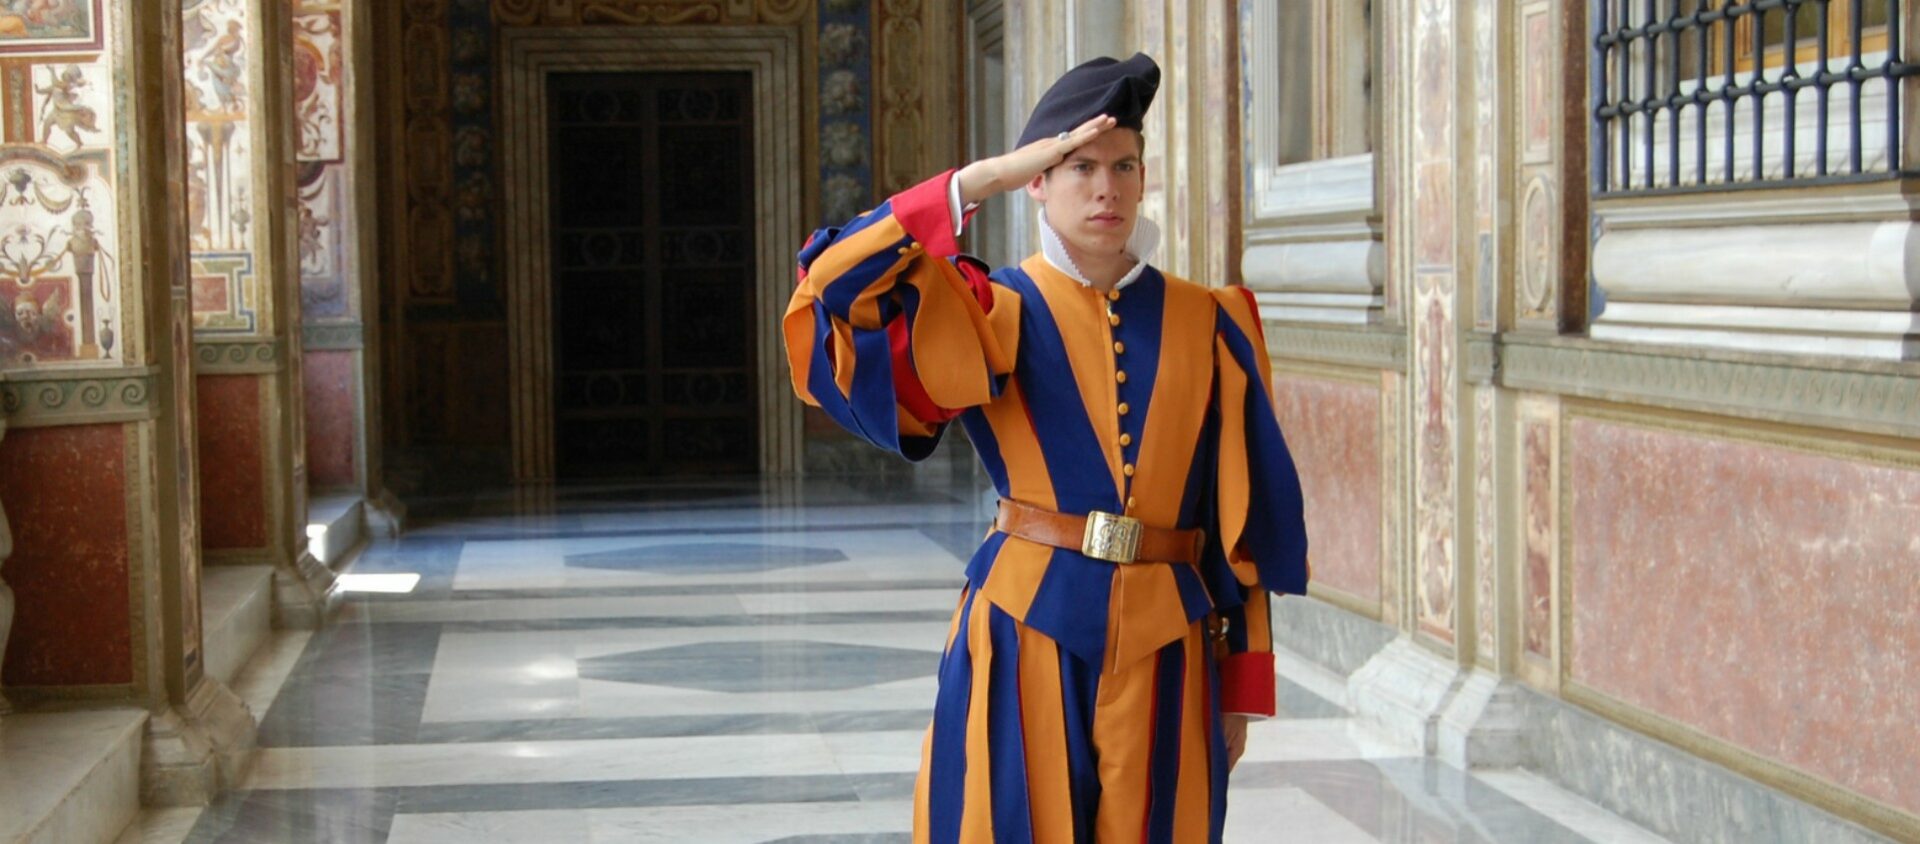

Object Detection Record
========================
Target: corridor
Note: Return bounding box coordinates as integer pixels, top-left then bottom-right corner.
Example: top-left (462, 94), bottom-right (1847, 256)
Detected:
top-left (117, 477), bottom-right (1670, 843)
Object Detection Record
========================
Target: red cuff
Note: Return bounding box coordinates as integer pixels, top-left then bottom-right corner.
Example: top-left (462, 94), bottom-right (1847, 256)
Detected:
top-left (890, 170), bottom-right (964, 259)
top-left (1219, 651), bottom-right (1277, 717)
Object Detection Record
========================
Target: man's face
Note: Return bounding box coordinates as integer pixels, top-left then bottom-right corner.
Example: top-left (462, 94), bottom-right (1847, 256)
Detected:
top-left (1027, 128), bottom-right (1145, 258)
top-left (15, 299), bottom-right (38, 335)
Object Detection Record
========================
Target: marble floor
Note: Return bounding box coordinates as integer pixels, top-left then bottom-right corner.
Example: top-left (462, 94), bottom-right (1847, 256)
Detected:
top-left (118, 475), bottom-right (1674, 843)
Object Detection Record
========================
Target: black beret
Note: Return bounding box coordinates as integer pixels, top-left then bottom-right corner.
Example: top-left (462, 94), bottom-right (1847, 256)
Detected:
top-left (1016, 53), bottom-right (1160, 148)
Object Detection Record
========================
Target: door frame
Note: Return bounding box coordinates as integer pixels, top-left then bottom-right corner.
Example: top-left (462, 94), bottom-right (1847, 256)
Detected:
top-left (500, 26), bottom-right (805, 481)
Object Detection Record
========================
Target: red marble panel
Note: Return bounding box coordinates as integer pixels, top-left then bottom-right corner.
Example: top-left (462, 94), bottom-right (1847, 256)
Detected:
top-left (1270, 372), bottom-right (1382, 605)
top-left (0, 424), bottom-right (131, 686)
top-left (197, 374), bottom-right (268, 549)
top-left (1570, 419), bottom-right (1920, 816)
top-left (1522, 418), bottom-right (1553, 658)
top-left (303, 349), bottom-right (358, 488)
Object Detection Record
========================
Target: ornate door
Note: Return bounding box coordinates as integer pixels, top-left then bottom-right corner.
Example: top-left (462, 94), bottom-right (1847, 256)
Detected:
top-left (548, 72), bottom-right (758, 478)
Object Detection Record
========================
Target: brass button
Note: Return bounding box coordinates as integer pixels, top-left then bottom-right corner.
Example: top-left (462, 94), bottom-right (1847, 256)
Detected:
top-left (1113, 341), bottom-right (1125, 354)
top-left (1108, 312), bottom-right (1121, 327)
top-left (1117, 402), bottom-right (1131, 416)
top-left (1123, 463), bottom-right (1136, 477)
top-left (1115, 370), bottom-right (1128, 384)
top-left (1106, 289), bottom-right (1121, 302)
top-left (1119, 433), bottom-right (1133, 446)
top-left (1126, 496), bottom-right (1137, 510)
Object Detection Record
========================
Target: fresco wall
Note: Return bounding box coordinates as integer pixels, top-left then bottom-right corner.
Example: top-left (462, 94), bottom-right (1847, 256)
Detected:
top-left (0, 0), bottom-right (120, 370)
top-left (294, 0), bottom-right (361, 490)
top-left (184, 0), bottom-right (263, 334)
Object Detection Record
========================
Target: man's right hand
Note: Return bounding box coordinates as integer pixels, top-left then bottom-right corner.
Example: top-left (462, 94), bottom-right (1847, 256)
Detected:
top-left (955, 114), bottom-right (1118, 206)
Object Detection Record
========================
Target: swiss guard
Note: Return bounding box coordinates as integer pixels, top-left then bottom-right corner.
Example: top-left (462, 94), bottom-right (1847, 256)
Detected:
top-left (782, 52), bottom-right (1310, 843)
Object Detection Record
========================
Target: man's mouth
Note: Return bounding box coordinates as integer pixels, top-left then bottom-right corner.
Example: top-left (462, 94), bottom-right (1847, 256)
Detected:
top-left (1089, 212), bottom-right (1125, 226)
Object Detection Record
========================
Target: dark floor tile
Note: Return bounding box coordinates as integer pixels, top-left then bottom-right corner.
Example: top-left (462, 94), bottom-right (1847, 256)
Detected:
top-left (185, 788), bottom-right (396, 844)
top-left (256, 672), bottom-right (433, 748)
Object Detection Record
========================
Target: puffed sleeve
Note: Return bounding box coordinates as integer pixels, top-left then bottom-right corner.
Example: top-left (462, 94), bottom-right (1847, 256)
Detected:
top-left (782, 170), bottom-right (1018, 460)
top-left (1208, 286), bottom-right (1310, 718)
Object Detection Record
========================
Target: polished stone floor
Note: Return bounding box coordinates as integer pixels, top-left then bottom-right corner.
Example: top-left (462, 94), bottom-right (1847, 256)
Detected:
top-left (121, 475), bottom-right (1674, 843)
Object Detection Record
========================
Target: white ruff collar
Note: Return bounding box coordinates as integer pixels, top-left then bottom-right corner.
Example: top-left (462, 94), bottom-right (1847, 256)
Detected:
top-left (1037, 208), bottom-right (1161, 290)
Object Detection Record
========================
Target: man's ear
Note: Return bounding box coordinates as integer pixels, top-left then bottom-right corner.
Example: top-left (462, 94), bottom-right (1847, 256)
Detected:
top-left (1025, 171), bottom-right (1048, 202)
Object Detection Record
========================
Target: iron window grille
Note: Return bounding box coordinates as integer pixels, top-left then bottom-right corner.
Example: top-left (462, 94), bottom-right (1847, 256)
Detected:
top-left (1594, 0), bottom-right (1920, 195)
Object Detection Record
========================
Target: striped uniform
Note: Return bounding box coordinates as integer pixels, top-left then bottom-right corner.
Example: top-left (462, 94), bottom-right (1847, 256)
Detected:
top-left (782, 171), bottom-right (1309, 843)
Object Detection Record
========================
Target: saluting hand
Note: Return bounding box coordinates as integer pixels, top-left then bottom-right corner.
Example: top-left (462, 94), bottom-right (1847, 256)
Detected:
top-left (956, 114), bottom-right (1119, 206)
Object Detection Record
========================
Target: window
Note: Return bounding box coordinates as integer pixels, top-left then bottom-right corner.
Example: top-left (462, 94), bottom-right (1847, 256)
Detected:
top-left (1595, 0), bottom-right (1918, 192)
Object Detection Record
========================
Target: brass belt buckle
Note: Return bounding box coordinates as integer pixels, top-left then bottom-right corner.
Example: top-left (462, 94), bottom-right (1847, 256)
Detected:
top-left (1082, 510), bottom-right (1143, 564)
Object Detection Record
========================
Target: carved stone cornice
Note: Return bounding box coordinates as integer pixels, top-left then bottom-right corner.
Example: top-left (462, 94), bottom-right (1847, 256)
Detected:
top-left (194, 338), bottom-right (285, 374)
top-left (1500, 335), bottom-right (1920, 439)
top-left (1265, 322), bottom-right (1408, 373)
top-left (0, 367), bottom-right (159, 428)
top-left (302, 322), bottom-right (365, 351)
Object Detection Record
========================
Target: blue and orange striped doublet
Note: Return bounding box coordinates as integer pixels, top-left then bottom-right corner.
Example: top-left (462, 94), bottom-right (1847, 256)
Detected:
top-left (783, 170), bottom-right (1309, 843)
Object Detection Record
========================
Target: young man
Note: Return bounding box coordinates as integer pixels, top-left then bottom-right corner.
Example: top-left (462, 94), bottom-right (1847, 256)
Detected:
top-left (783, 54), bottom-right (1309, 842)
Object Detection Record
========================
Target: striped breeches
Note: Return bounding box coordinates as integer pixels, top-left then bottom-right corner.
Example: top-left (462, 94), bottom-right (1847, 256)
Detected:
top-left (913, 588), bottom-right (1230, 843)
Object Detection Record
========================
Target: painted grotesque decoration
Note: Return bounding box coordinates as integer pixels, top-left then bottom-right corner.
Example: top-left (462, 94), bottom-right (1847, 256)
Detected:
top-left (0, 0), bottom-right (118, 369)
top-left (182, 0), bottom-right (261, 334)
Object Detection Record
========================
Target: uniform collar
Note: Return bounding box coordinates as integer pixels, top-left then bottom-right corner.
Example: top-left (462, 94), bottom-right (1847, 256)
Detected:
top-left (1037, 208), bottom-right (1161, 291)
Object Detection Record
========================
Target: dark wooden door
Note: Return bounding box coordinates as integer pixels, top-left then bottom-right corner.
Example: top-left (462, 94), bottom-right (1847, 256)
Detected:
top-left (548, 71), bottom-right (757, 478)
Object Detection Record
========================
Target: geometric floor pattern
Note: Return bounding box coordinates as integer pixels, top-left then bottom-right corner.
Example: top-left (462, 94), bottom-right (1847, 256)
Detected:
top-left (118, 471), bottom-right (1675, 844)
top-left (577, 640), bottom-right (938, 693)
top-left (565, 542), bottom-right (849, 575)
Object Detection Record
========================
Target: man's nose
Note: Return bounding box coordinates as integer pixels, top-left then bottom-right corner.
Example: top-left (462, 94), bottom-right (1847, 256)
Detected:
top-left (1092, 167), bottom-right (1115, 200)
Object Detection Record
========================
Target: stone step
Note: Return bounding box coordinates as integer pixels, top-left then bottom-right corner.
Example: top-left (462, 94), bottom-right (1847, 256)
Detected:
top-left (0, 709), bottom-right (147, 844)
top-left (200, 565), bottom-right (274, 690)
top-left (305, 493), bottom-right (365, 571)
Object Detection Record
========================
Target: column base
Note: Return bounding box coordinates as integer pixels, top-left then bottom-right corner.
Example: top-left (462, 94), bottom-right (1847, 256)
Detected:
top-left (140, 679), bottom-right (256, 807)
top-left (271, 550), bottom-right (342, 630)
top-left (1437, 669), bottom-right (1532, 770)
top-left (364, 488), bottom-right (408, 538)
top-left (1346, 636), bottom-right (1464, 754)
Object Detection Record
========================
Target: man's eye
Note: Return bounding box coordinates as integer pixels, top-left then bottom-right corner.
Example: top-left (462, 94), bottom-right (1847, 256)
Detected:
top-left (1074, 162), bottom-right (1094, 173)
top-left (1117, 162), bottom-right (1136, 173)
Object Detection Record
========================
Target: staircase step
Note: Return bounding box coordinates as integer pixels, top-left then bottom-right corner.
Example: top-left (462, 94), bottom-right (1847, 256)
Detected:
top-left (305, 494), bottom-right (365, 569)
top-left (0, 709), bottom-right (147, 844)
top-left (201, 565), bottom-right (274, 689)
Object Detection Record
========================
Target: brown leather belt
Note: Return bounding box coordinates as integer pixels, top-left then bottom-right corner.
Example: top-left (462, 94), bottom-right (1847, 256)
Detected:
top-left (994, 499), bottom-right (1205, 565)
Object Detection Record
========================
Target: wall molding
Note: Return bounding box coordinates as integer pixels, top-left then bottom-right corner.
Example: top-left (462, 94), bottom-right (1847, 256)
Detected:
top-left (0, 368), bottom-right (159, 428)
top-left (193, 339), bottom-right (285, 374)
top-left (301, 323), bottom-right (365, 351)
top-left (1499, 334), bottom-right (1920, 439)
top-left (1265, 322), bottom-right (1408, 373)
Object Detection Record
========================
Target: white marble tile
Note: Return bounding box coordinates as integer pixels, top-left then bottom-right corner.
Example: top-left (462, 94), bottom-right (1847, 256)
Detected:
top-left (387, 808), bottom-right (591, 844)
top-left (573, 676), bottom-right (939, 720)
top-left (245, 732), bottom-right (852, 790)
top-left (587, 800), bottom-right (914, 843)
top-left (1224, 787), bottom-right (1378, 843)
top-left (1474, 769), bottom-right (1676, 844)
top-left (1238, 719), bottom-right (1421, 764)
top-left (349, 593), bottom-right (748, 624)
top-left (821, 730), bottom-right (927, 776)
top-left (450, 528), bottom-right (969, 593)
top-left (733, 588), bottom-right (958, 615)
top-left (420, 623), bottom-right (950, 723)
top-left (110, 808), bottom-right (203, 844)
top-left (229, 630), bottom-right (314, 718)
top-left (1272, 643), bottom-right (1352, 711)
